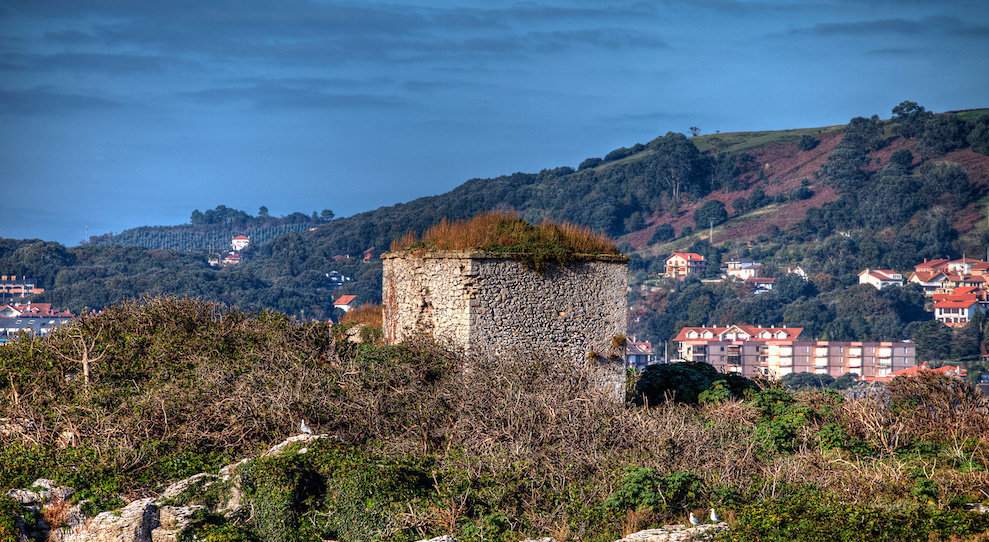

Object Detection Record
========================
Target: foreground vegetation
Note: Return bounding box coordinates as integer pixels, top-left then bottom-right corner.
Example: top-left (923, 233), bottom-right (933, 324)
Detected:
top-left (2, 298), bottom-right (989, 541)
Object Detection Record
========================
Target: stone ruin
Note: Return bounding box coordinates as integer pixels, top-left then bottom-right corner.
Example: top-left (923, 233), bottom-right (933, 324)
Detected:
top-left (381, 250), bottom-right (629, 394)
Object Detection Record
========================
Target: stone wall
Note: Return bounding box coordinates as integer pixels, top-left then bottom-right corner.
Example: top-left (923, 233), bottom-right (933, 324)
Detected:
top-left (381, 251), bottom-right (628, 363)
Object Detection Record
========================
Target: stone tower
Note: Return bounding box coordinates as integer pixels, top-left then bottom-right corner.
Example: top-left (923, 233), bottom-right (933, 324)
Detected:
top-left (381, 250), bottom-right (629, 363)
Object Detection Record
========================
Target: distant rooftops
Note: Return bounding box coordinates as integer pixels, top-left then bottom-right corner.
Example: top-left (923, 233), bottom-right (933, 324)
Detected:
top-left (674, 325), bottom-right (803, 342)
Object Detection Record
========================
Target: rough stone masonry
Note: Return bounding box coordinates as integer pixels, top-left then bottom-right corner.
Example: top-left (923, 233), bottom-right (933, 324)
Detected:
top-left (381, 251), bottom-right (629, 365)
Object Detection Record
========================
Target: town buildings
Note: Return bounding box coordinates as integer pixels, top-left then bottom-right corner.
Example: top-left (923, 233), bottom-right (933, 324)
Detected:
top-left (674, 325), bottom-right (916, 380)
top-left (0, 275), bottom-right (43, 302)
top-left (625, 337), bottom-right (656, 369)
top-left (0, 302), bottom-right (73, 343)
top-left (665, 253), bottom-right (707, 279)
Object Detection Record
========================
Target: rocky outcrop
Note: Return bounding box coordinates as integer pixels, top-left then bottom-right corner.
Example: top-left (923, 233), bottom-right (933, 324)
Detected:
top-left (5, 434), bottom-right (329, 542)
top-left (413, 525), bottom-right (729, 542)
top-left (7, 434), bottom-right (729, 542)
top-left (616, 522), bottom-right (729, 541)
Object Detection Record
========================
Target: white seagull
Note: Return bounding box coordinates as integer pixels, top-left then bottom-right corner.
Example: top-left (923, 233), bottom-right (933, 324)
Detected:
top-left (300, 419), bottom-right (312, 435)
top-left (710, 508), bottom-right (721, 523)
top-left (689, 512), bottom-right (702, 526)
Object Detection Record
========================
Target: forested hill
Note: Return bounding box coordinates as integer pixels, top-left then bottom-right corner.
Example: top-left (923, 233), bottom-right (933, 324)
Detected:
top-left (2, 101), bottom-right (988, 323)
top-left (87, 205), bottom-right (336, 252)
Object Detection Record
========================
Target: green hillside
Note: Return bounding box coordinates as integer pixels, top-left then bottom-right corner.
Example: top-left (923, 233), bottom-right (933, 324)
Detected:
top-left (1, 102), bottom-right (987, 337)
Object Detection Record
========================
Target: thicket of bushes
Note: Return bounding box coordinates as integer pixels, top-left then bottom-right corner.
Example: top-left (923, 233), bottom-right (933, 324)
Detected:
top-left (2, 298), bottom-right (989, 541)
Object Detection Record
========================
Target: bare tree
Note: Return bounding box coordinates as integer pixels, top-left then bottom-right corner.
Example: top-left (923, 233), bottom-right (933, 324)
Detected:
top-left (51, 319), bottom-right (108, 389)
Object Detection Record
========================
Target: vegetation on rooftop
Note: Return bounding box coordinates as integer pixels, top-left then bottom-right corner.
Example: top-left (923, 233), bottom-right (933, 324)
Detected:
top-left (389, 212), bottom-right (623, 270)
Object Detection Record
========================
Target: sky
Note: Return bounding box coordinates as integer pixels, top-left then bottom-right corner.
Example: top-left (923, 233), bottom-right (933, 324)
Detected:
top-left (1, 0), bottom-right (988, 246)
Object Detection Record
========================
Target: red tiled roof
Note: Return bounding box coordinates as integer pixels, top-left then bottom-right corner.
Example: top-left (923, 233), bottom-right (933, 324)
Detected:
top-left (915, 259), bottom-right (950, 272)
top-left (745, 277), bottom-right (776, 284)
top-left (333, 295), bottom-right (357, 306)
top-left (860, 269), bottom-right (902, 281)
top-left (911, 270), bottom-right (946, 282)
top-left (890, 363), bottom-right (966, 378)
top-left (668, 252), bottom-right (706, 262)
top-left (673, 325), bottom-right (803, 342)
top-left (232, 235), bottom-right (249, 239)
top-left (934, 298), bottom-right (979, 309)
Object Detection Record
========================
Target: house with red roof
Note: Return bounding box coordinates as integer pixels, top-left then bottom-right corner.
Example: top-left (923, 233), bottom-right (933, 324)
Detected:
top-left (674, 324), bottom-right (915, 379)
top-left (664, 252), bottom-right (707, 279)
top-left (866, 362), bottom-right (966, 382)
top-left (858, 269), bottom-right (904, 290)
top-left (231, 235), bottom-right (250, 251)
top-left (933, 295), bottom-right (984, 327)
top-left (333, 295), bottom-right (357, 312)
top-left (909, 269), bottom-right (948, 296)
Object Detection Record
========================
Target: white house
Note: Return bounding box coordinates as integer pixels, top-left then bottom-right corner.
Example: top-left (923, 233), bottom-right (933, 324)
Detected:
top-left (665, 252), bottom-right (707, 279)
top-left (723, 258), bottom-right (761, 281)
top-left (934, 297), bottom-right (985, 327)
top-left (858, 269), bottom-right (904, 290)
top-left (231, 235), bottom-right (251, 251)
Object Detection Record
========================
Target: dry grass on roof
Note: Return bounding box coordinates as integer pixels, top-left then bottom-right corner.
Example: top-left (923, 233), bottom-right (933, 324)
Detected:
top-left (390, 211), bottom-right (621, 256)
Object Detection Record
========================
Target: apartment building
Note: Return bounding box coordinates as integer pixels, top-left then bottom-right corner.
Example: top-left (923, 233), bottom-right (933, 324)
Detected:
top-left (674, 325), bottom-right (916, 380)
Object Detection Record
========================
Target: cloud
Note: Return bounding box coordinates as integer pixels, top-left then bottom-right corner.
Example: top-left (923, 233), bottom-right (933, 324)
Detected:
top-left (789, 16), bottom-right (989, 37)
top-left (178, 83), bottom-right (405, 110)
top-left (865, 47), bottom-right (922, 56)
top-left (0, 87), bottom-right (119, 114)
top-left (0, 52), bottom-right (167, 73)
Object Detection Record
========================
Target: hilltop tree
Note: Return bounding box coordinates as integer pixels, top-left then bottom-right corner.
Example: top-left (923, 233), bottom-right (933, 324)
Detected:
top-left (968, 114), bottom-right (989, 155)
top-left (919, 114), bottom-right (971, 157)
top-left (647, 132), bottom-right (710, 210)
top-left (892, 100), bottom-right (932, 138)
top-left (259, 205), bottom-right (269, 216)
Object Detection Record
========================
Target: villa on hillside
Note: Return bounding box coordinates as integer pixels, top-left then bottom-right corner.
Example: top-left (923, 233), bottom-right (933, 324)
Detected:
top-left (723, 258), bottom-right (761, 281)
top-left (674, 324), bottom-right (915, 380)
top-left (231, 235), bottom-right (250, 251)
top-left (858, 269), bottom-right (904, 290)
top-left (333, 295), bottom-right (357, 313)
top-left (934, 295), bottom-right (985, 327)
top-left (665, 252), bottom-right (707, 279)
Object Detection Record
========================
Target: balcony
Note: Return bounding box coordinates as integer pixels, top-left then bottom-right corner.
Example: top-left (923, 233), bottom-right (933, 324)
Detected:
top-left (813, 357), bottom-right (828, 367)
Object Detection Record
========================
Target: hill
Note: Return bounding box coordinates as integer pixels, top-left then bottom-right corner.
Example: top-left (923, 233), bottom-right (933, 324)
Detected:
top-left (1, 102), bottom-right (988, 333)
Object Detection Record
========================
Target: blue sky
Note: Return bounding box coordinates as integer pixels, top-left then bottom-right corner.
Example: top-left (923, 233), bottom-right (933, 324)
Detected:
top-left (1, 0), bottom-right (987, 245)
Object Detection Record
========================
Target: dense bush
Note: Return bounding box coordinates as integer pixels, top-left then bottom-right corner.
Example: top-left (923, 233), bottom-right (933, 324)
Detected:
top-left (634, 362), bottom-right (754, 405)
top-left (649, 223), bottom-right (675, 244)
top-left (2, 298), bottom-right (989, 541)
top-left (798, 135), bottom-right (819, 151)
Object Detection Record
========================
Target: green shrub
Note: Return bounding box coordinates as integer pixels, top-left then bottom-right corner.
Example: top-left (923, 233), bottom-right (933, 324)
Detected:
top-left (728, 492), bottom-right (989, 541)
top-left (798, 135), bottom-right (819, 151)
top-left (605, 467), bottom-right (702, 518)
top-left (0, 495), bottom-right (18, 542)
top-left (635, 362), bottom-right (753, 405)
